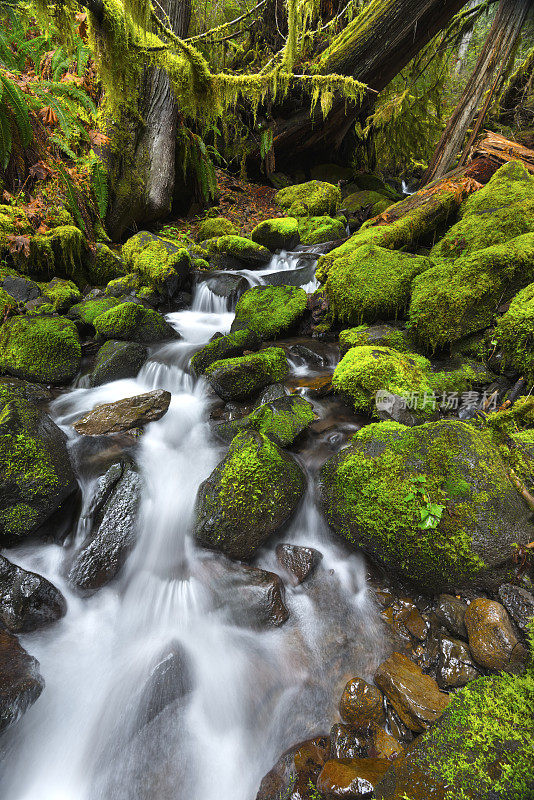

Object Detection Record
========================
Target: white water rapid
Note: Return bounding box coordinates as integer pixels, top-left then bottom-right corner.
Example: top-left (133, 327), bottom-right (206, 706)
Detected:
top-left (0, 253), bottom-right (386, 800)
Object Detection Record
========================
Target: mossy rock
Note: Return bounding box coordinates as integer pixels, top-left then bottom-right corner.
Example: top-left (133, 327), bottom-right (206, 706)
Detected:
top-left (375, 671), bottom-right (534, 800)
top-left (0, 205), bottom-right (30, 252)
top-left (202, 235), bottom-right (272, 270)
top-left (90, 340), bottom-right (149, 387)
top-left (350, 173), bottom-right (401, 201)
top-left (19, 226), bottom-right (87, 286)
top-left (409, 233), bottom-right (534, 350)
top-left (0, 395), bottom-right (77, 541)
top-left (0, 288), bottom-right (18, 319)
top-left (320, 419), bottom-right (533, 591)
top-left (275, 181), bottom-right (341, 217)
top-left (193, 430), bottom-right (306, 559)
top-left (232, 285), bottom-right (308, 340)
top-left (339, 324), bottom-right (417, 356)
top-left (332, 346), bottom-right (433, 414)
top-left (1, 274), bottom-right (42, 304)
top-left (0, 376), bottom-right (52, 405)
top-left (197, 217), bottom-right (238, 241)
top-left (190, 328), bottom-right (261, 376)
top-left (493, 282), bottom-right (534, 382)
top-left (41, 278), bottom-right (82, 313)
top-left (251, 218), bottom-right (300, 251)
top-left (104, 272), bottom-right (141, 297)
top-left (122, 232), bottom-right (192, 300)
top-left (93, 301), bottom-right (178, 344)
top-left (298, 216), bottom-right (346, 245)
top-left (341, 190), bottom-right (389, 215)
top-left (323, 243), bottom-right (433, 325)
top-left (85, 243), bottom-right (127, 286)
top-left (68, 297), bottom-right (123, 328)
top-left (429, 359), bottom-right (496, 397)
top-left (205, 347), bottom-right (289, 401)
top-left (432, 161), bottom-right (534, 260)
top-left (215, 394), bottom-right (315, 447)
top-left (0, 316), bottom-right (81, 385)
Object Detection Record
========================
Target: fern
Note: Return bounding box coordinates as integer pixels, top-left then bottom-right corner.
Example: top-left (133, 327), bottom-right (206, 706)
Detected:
top-left (91, 159), bottom-right (109, 218)
top-left (0, 104), bottom-right (12, 168)
top-left (0, 72), bottom-right (32, 147)
top-left (57, 162), bottom-right (86, 231)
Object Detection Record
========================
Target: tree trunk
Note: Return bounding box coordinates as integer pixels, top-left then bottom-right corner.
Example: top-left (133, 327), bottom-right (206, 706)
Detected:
top-left (104, 0), bottom-right (192, 240)
top-left (454, 0), bottom-right (479, 74)
top-left (422, 0), bottom-right (530, 186)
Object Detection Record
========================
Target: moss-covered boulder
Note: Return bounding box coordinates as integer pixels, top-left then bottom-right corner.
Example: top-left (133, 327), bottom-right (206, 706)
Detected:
top-left (41, 278), bottom-right (82, 313)
top-left (93, 301), bottom-right (178, 343)
top-left (90, 340), bottom-right (148, 387)
top-left (409, 233), bottom-right (534, 350)
top-left (20, 226), bottom-right (87, 286)
top-left (85, 243), bottom-right (127, 286)
top-left (342, 190), bottom-right (391, 215)
top-left (298, 216), bottom-right (346, 245)
top-left (190, 328), bottom-right (261, 376)
top-left (122, 232), bottom-right (192, 301)
top-left (104, 272), bottom-right (141, 297)
top-left (493, 282), bottom-right (534, 381)
top-left (251, 218), bottom-right (300, 251)
top-left (202, 235), bottom-right (272, 270)
top-left (332, 346), bottom-right (433, 413)
top-left (232, 285), bottom-right (308, 339)
top-left (320, 420), bottom-right (533, 591)
top-left (0, 316), bottom-right (81, 385)
top-left (323, 243), bottom-right (432, 325)
top-left (205, 347), bottom-right (289, 401)
top-left (0, 288), bottom-right (18, 319)
top-left (194, 430), bottom-right (306, 559)
top-left (275, 181), bottom-right (341, 217)
top-left (215, 394), bottom-right (315, 447)
top-left (68, 297), bottom-right (122, 328)
top-left (197, 217), bottom-right (238, 241)
top-left (0, 395), bottom-right (77, 541)
top-left (432, 161), bottom-right (534, 260)
top-left (375, 671), bottom-right (534, 800)
top-left (339, 325), bottom-right (416, 356)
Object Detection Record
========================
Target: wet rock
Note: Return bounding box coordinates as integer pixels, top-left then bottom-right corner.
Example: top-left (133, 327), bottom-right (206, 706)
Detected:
top-left (329, 724), bottom-right (367, 760)
top-left (194, 431), bottom-right (306, 559)
top-left (255, 383), bottom-right (289, 405)
top-left (0, 315), bottom-right (81, 385)
top-left (497, 583), bottom-right (534, 635)
top-left (0, 555), bottom-right (66, 632)
top-left (256, 736), bottom-right (329, 800)
top-left (214, 394), bottom-right (315, 447)
top-left (205, 347), bottom-right (289, 402)
top-left (276, 543), bottom-right (322, 586)
top-left (69, 461), bottom-right (141, 591)
top-left (203, 235), bottom-right (272, 270)
top-left (385, 704), bottom-right (413, 745)
top-left (190, 328), bottom-right (261, 376)
top-left (317, 757), bottom-right (390, 798)
top-left (368, 726), bottom-right (404, 761)
top-left (288, 343), bottom-right (329, 369)
top-left (93, 301), bottom-right (179, 343)
top-left (339, 678), bottom-right (385, 731)
top-left (262, 262), bottom-right (316, 288)
top-left (464, 598), bottom-right (527, 672)
top-left (132, 642), bottom-right (193, 734)
top-left (231, 285), bottom-right (308, 340)
top-left (201, 271), bottom-right (249, 304)
top-left (0, 396), bottom-right (78, 542)
top-left (0, 376), bottom-right (52, 404)
top-left (73, 390), bottom-right (171, 436)
top-left (374, 392), bottom-right (422, 426)
top-left (0, 628), bottom-right (44, 733)
top-left (437, 635), bottom-right (479, 689)
top-left (434, 594), bottom-right (468, 639)
top-left (90, 340), bottom-right (149, 387)
top-left (374, 653), bottom-right (450, 733)
top-left (1, 274), bottom-right (42, 303)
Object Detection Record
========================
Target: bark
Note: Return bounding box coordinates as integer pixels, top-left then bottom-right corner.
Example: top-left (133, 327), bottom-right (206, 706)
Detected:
top-left (469, 130), bottom-right (534, 175)
top-left (454, 0), bottom-right (478, 74)
top-left (422, 0), bottom-right (530, 186)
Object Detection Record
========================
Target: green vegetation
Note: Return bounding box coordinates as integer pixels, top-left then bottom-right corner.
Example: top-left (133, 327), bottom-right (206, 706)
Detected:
top-left (0, 316), bottom-right (81, 384)
top-left (197, 217), bottom-right (238, 241)
top-left (298, 216), bottom-right (346, 245)
top-left (205, 347), bottom-right (289, 401)
top-left (68, 297), bottom-right (122, 326)
top-left (41, 279), bottom-right (82, 312)
top-left (251, 218), bottom-right (300, 251)
top-left (233, 285), bottom-right (308, 339)
top-left (218, 394), bottom-right (315, 447)
top-left (339, 325), bottom-right (416, 355)
top-left (275, 181), bottom-right (341, 217)
top-left (190, 328), bottom-right (260, 376)
top-left (493, 282), bottom-right (534, 381)
top-left (93, 301), bottom-right (177, 342)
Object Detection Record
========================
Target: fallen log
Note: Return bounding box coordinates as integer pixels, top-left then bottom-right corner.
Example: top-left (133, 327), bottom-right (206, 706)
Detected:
top-left (468, 130), bottom-right (534, 174)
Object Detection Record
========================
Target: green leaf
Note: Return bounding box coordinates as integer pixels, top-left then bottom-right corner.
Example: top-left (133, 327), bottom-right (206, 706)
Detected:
top-left (0, 73), bottom-right (32, 147)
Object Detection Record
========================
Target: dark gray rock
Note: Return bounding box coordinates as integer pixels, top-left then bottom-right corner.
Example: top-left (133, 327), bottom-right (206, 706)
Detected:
top-left (435, 594), bottom-right (468, 639)
top-left (437, 634), bottom-right (479, 688)
top-left (0, 555), bottom-right (66, 632)
top-left (0, 628), bottom-right (44, 733)
top-left (190, 328), bottom-right (261, 376)
top-left (90, 340), bottom-right (148, 387)
top-left (1, 275), bottom-right (41, 303)
top-left (498, 583), bottom-right (534, 635)
top-left (132, 642), bottom-right (193, 735)
top-left (201, 271), bottom-right (249, 303)
top-left (276, 543), bottom-right (322, 586)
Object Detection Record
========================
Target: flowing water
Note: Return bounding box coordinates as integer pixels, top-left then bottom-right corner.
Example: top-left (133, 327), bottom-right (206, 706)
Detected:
top-left (0, 253), bottom-right (387, 800)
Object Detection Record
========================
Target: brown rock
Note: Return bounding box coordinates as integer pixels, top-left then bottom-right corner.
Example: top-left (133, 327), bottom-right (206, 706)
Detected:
top-left (329, 723), bottom-right (367, 760)
top-left (404, 608), bottom-right (429, 641)
top-left (276, 543), bottom-right (322, 586)
top-left (374, 653), bottom-right (450, 733)
top-left (339, 677), bottom-right (385, 731)
top-left (0, 629), bottom-right (44, 733)
top-left (464, 598), bottom-right (527, 672)
top-left (256, 736), bottom-right (329, 800)
top-left (437, 635), bottom-right (479, 688)
top-left (368, 726), bottom-right (404, 761)
top-left (435, 594), bottom-right (468, 639)
top-left (73, 389), bottom-right (171, 436)
top-left (317, 758), bottom-right (390, 798)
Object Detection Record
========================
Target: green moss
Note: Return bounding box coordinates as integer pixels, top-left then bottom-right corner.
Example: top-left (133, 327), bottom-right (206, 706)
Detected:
top-left (432, 161), bottom-right (534, 259)
top-left (0, 288), bottom-right (18, 318)
top-left (275, 181), bottom-right (341, 217)
top-left (205, 347), bottom-right (289, 401)
top-left (251, 218), bottom-right (300, 251)
top-left (19, 226), bottom-right (87, 286)
top-left (218, 394), bottom-right (315, 447)
top-left (493, 282), bottom-right (534, 381)
top-left (41, 279), bottom-right (82, 313)
top-left (298, 216), bottom-right (345, 245)
top-left (342, 190), bottom-right (389, 214)
top-left (203, 235), bottom-right (271, 266)
top-left (409, 233), bottom-right (534, 350)
top-left (86, 243), bottom-right (127, 285)
top-left (485, 396), bottom-right (534, 438)
top-left (104, 273), bottom-right (141, 297)
top-left (197, 217), bottom-right (238, 241)
top-left (190, 328), bottom-right (260, 376)
top-left (0, 402), bottom-right (59, 496)
top-left (122, 232), bottom-right (191, 296)
top-left (232, 285), bottom-right (308, 339)
top-left (429, 361), bottom-right (495, 397)
top-left (0, 205), bottom-right (31, 252)
top-left (339, 324), bottom-right (416, 356)
top-left (93, 301), bottom-right (176, 343)
top-left (332, 345), bottom-right (433, 414)
top-left (68, 297), bottom-right (122, 326)
top-left (0, 316), bottom-right (81, 385)
top-left (323, 243), bottom-right (433, 325)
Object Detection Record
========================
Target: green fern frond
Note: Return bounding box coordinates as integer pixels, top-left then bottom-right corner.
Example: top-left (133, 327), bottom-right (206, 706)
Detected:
top-left (90, 158), bottom-right (108, 218)
top-left (0, 104), bottom-right (12, 168)
top-left (0, 73), bottom-right (32, 147)
top-left (57, 162), bottom-right (86, 231)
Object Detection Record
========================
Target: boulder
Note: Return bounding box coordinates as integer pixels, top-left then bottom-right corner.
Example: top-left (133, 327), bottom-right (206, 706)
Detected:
top-left (437, 635), bottom-right (479, 689)
top-left (199, 271), bottom-right (249, 305)
top-left (93, 301), bottom-right (179, 343)
top-left (329, 724), bottom-right (367, 761)
top-left (339, 325), bottom-right (416, 357)
top-left (256, 736), bottom-right (330, 800)
top-left (190, 328), bottom-right (261, 376)
top-left (0, 628), bottom-right (44, 733)
top-left (194, 431), bottom-right (306, 559)
top-left (232, 285), bottom-right (308, 339)
top-left (275, 181), bottom-right (341, 217)
top-left (342, 189), bottom-right (390, 214)
top-left (85, 242), bottom-right (127, 285)
top-left (132, 642), bottom-right (193, 735)
top-left (298, 216), bottom-right (346, 245)
top-left (0, 287), bottom-right (18, 318)
top-left (0, 376), bottom-right (52, 405)
top-left (368, 727), bottom-right (404, 761)
top-left (214, 394), bottom-right (315, 447)
top-left (275, 543), bottom-right (322, 586)
top-left (0, 316), bottom-right (81, 385)
top-left (41, 278), bottom-right (82, 312)
top-left (68, 297), bottom-right (123, 328)
top-left (1, 274), bottom-right (41, 303)
top-left (374, 653), bottom-right (450, 733)
top-left (317, 757), bottom-right (390, 798)
top-left (464, 599), bottom-right (527, 672)
top-left (197, 216), bottom-right (238, 241)
top-left (204, 347), bottom-right (289, 402)
top-left (72, 389), bottom-right (171, 436)
top-left (493, 281), bottom-right (534, 381)
top-left (0, 555), bottom-right (66, 632)
top-left (320, 419), bottom-right (533, 591)
top-left (68, 461), bottom-right (142, 591)
top-left (122, 231), bottom-right (192, 300)
top-left (0, 396), bottom-right (78, 542)
top-left (202, 235), bottom-right (271, 270)
top-left (497, 583), bottom-right (534, 635)
top-left (339, 678), bottom-right (386, 731)
top-left (251, 218), bottom-right (300, 251)
top-left (90, 340), bottom-right (148, 387)
top-left (434, 594), bottom-right (468, 639)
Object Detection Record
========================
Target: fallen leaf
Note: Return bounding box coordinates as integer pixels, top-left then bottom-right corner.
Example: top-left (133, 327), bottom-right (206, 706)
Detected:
top-left (7, 234), bottom-right (31, 258)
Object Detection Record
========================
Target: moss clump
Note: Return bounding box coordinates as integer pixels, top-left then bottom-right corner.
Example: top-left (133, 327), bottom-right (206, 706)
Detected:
top-left (190, 328), bottom-right (261, 376)
top-left (493, 282), bottom-right (534, 381)
top-left (432, 161), bottom-right (534, 259)
top-left (0, 288), bottom-right (18, 318)
top-left (342, 190), bottom-right (390, 215)
top-left (205, 347), bottom-right (289, 401)
top-left (250, 218), bottom-right (300, 251)
top-left (232, 285), bottom-right (308, 339)
top-left (409, 233), bottom-right (534, 350)
top-left (428, 361), bottom-right (495, 397)
top-left (93, 301), bottom-right (177, 343)
top-left (339, 324), bottom-right (416, 356)
top-left (217, 394), bottom-right (315, 447)
top-left (485, 396), bottom-right (534, 439)
top-left (122, 232), bottom-right (192, 299)
top-left (68, 297), bottom-right (122, 326)
top-left (323, 243), bottom-right (433, 325)
top-left (104, 272), bottom-right (141, 297)
top-left (332, 346), bottom-right (433, 413)
top-left (320, 419), bottom-right (531, 591)
top-left (0, 205), bottom-right (31, 252)
top-left (41, 279), bottom-right (82, 313)
top-left (197, 217), bottom-right (238, 241)
top-left (0, 316), bottom-right (81, 385)
top-left (275, 181), bottom-right (341, 217)
top-left (203, 235), bottom-right (271, 269)
top-left (85, 243), bottom-right (127, 286)
top-left (298, 216), bottom-right (345, 245)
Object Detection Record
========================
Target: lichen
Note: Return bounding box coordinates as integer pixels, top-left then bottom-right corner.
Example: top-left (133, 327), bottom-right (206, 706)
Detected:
top-left (232, 285), bottom-right (308, 339)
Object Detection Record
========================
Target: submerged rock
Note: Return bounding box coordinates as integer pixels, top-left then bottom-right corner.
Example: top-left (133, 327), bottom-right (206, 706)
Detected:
top-left (464, 599), bottom-right (527, 672)
top-left (194, 431), bottom-right (306, 559)
top-left (90, 340), bottom-right (148, 386)
top-left (0, 628), bottom-right (44, 733)
top-left (204, 347), bottom-right (289, 402)
top-left (256, 736), bottom-right (330, 800)
top-left (232, 285), bottom-right (308, 340)
top-left (0, 315), bottom-right (81, 385)
top-left (132, 642), bottom-right (193, 735)
top-left (275, 543), bottom-right (322, 586)
top-left (0, 555), bottom-right (66, 632)
top-left (72, 389), bottom-right (171, 436)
